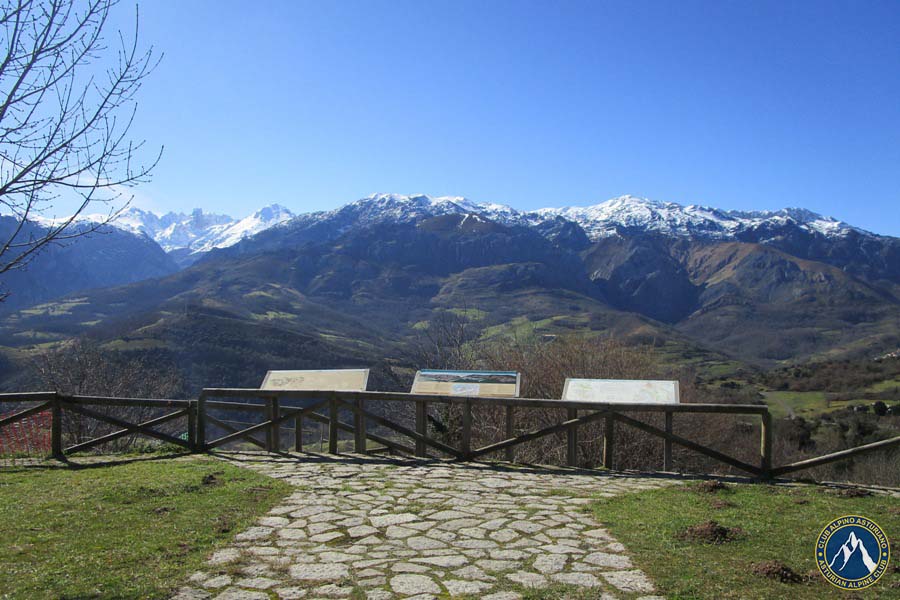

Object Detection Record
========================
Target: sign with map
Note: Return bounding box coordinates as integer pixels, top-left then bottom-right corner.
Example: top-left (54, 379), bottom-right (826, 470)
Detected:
top-left (411, 370), bottom-right (520, 398)
top-left (260, 369), bottom-right (370, 392)
top-left (561, 379), bottom-right (680, 404)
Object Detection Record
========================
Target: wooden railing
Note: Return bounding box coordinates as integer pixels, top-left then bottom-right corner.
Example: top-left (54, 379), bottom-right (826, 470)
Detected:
top-left (2, 389), bottom-right (899, 482)
top-left (0, 392), bottom-right (193, 457)
top-left (197, 388), bottom-right (774, 477)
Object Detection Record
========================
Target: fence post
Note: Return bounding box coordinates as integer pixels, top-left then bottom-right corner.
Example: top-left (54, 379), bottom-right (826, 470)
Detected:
top-left (505, 405), bottom-right (515, 462)
top-left (602, 414), bottom-right (615, 469)
top-left (664, 411), bottom-right (673, 471)
top-left (761, 410), bottom-right (773, 479)
top-left (271, 397), bottom-right (280, 452)
top-left (51, 393), bottom-right (62, 458)
top-left (295, 413), bottom-right (303, 452)
top-left (263, 398), bottom-right (275, 452)
top-left (187, 400), bottom-right (197, 452)
top-left (415, 400), bottom-right (427, 458)
top-left (354, 398), bottom-right (366, 453)
top-left (567, 407), bottom-right (578, 467)
top-left (328, 394), bottom-right (339, 454)
top-left (196, 393), bottom-right (207, 451)
top-left (461, 399), bottom-right (472, 460)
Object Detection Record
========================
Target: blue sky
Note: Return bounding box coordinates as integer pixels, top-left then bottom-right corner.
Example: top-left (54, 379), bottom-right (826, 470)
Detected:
top-left (96, 1), bottom-right (899, 235)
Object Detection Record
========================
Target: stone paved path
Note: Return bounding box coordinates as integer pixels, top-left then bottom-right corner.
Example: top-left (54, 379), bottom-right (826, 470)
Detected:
top-left (173, 452), bottom-right (674, 600)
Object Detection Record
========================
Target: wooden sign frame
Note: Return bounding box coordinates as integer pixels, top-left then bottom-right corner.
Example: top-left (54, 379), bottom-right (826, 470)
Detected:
top-left (411, 369), bottom-right (521, 398)
top-left (561, 378), bottom-right (680, 404)
top-left (260, 368), bottom-right (370, 392)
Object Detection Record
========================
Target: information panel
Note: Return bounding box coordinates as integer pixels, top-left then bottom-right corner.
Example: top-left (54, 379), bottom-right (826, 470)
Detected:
top-left (561, 378), bottom-right (679, 404)
top-left (260, 369), bottom-right (370, 392)
top-left (411, 370), bottom-right (520, 398)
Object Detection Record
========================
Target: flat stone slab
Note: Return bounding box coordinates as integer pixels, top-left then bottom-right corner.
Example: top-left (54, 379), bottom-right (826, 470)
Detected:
top-left (601, 569), bottom-right (657, 593)
top-left (390, 574), bottom-right (441, 595)
top-left (288, 563), bottom-right (351, 581)
top-left (174, 452), bottom-right (673, 599)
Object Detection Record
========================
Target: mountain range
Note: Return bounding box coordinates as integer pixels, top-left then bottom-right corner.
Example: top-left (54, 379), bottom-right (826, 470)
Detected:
top-left (39, 193), bottom-right (873, 253)
top-left (36, 203), bottom-right (296, 266)
top-left (1, 193), bottom-right (898, 391)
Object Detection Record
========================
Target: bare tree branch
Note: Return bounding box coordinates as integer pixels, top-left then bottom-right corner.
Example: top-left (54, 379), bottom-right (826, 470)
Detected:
top-left (0, 0), bottom-right (161, 297)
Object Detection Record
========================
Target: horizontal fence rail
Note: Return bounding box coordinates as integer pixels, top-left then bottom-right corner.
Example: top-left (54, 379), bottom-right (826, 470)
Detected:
top-left (1, 389), bottom-right (897, 483)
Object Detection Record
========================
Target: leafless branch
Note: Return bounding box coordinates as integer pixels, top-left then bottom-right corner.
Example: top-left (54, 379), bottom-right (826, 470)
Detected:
top-left (0, 0), bottom-right (161, 295)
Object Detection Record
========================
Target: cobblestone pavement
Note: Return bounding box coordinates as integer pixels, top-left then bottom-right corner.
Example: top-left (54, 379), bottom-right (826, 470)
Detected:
top-left (173, 452), bottom-right (675, 600)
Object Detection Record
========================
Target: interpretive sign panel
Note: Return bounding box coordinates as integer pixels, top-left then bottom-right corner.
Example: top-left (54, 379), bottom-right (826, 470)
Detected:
top-left (260, 369), bottom-right (370, 392)
top-left (411, 370), bottom-right (520, 398)
top-left (561, 379), bottom-right (679, 404)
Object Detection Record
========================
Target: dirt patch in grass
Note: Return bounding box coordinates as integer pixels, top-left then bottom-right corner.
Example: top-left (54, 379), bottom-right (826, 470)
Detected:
top-left (710, 499), bottom-right (735, 509)
top-left (677, 520), bottom-right (744, 544)
top-left (215, 515), bottom-right (234, 534)
top-left (751, 560), bottom-right (802, 583)
top-left (830, 487), bottom-right (872, 498)
top-left (694, 480), bottom-right (729, 493)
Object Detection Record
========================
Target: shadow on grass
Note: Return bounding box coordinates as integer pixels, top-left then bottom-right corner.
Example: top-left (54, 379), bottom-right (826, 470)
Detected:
top-left (0, 451), bottom-right (194, 473)
top-left (8, 449), bottom-right (896, 495)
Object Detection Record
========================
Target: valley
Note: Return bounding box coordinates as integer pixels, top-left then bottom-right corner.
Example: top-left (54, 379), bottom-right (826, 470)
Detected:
top-left (1, 193), bottom-right (898, 402)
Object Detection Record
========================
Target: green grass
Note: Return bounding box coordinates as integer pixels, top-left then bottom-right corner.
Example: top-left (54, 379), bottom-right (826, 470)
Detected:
top-left (0, 455), bottom-right (292, 599)
top-left (592, 482), bottom-right (900, 599)
top-left (447, 307), bottom-right (488, 321)
top-left (865, 379), bottom-right (900, 394)
top-left (762, 390), bottom-right (836, 418)
top-left (480, 315), bottom-right (589, 340)
top-left (19, 299), bottom-right (88, 317)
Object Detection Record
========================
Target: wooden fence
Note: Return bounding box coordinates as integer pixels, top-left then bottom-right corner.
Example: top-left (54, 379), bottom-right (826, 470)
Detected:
top-left (1, 389), bottom-right (899, 481)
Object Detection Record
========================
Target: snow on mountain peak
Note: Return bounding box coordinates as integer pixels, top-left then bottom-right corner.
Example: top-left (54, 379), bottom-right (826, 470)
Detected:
top-left (190, 204), bottom-right (295, 253)
top-left (526, 195), bottom-right (860, 240)
top-left (28, 192), bottom-right (871, 261)
top-left (72, 204), bottom-right (296, 255)
top-left (302, 192), bottom-right (868, 244)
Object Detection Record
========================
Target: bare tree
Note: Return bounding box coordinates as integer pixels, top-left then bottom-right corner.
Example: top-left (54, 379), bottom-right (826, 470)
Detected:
top-left (33, 338), bottom-right (183, 449)
top-left (410, 309), bottom-right (478, 372)
top-left (0, 0), bottom-right (161, 298)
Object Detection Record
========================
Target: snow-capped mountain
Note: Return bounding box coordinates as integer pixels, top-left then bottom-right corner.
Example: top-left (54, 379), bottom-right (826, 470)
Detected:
top-left (39, 204), bottom-right (295, 261)
top-left (34, 193), bottom-right (880, 265)
top-left (276, 192), bottom-right (866, 243)
top-left (186, 204), bottom-right (295, 254)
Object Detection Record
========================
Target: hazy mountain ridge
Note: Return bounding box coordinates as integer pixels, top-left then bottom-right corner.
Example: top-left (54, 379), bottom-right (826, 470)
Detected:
top-left (0, 216), bottom-right (179, 313)
top-left (34, 204), bottom-right (296, 265)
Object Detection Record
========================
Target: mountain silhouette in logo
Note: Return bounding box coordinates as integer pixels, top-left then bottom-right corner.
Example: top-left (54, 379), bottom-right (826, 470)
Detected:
top-left (828, 531), bottom-right (878, 575)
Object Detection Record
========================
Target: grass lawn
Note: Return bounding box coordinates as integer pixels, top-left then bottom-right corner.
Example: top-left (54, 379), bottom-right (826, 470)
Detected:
top-left (592, 481), bottom-right (900, 599)
top-left (0, 454), bottom-right (292, 599)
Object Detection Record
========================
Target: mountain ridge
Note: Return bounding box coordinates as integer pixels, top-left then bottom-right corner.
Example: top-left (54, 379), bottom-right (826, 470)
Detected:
top-left (34, 193), bottom-right (888, 259)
